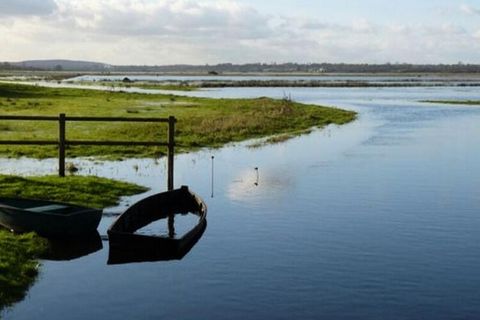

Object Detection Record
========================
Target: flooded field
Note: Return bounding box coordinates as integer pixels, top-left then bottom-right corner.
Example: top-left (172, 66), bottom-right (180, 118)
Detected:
top-left (2, 85), bottom-right (480, 319)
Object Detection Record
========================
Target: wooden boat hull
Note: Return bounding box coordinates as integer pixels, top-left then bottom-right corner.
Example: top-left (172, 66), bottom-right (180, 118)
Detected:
top-left (0, 198), bottom-right (102, 237)
top-left (107, 186), bottom-right (207, 264)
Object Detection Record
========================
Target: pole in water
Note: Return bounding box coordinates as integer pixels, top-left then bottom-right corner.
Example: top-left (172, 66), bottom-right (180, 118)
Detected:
top-left (254, 167), bottom-right (259, 186)
top-left (211, 155), bottom-right (215, 198)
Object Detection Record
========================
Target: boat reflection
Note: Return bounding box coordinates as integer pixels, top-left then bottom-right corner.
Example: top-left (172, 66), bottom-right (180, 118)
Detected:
top-left (107, 217), bottom-right (206, 264)
top-left (42, 231), bottom-right (103, 261)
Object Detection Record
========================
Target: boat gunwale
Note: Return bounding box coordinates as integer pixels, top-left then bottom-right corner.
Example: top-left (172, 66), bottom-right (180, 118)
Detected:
top-left (0, 197), bottom-right (101, 217)
top-left (107, 186), bottom-right (207, 242)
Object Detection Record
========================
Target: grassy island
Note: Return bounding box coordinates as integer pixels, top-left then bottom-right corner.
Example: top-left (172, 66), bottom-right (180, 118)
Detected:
top-left (422, 100), bottom-right (480, 106)
top-left (0, 174), bottom-right (148, 312)
top-left (0, 82), bottom-right (356, 159)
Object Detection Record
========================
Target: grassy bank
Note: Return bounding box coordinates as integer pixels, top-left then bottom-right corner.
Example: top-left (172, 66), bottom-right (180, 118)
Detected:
top-left (0, 174), bottom-right (147, 311)
top-left (0, 174), bottom-right (148, 208)
top-left (422, 100), bottom-right (480, 105)
top-left (0, 82), bottom-right (356, 159)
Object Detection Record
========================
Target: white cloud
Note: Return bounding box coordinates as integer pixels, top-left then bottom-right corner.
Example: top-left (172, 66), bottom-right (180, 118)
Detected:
top-left (460, 4), bottom-right (480, 15)
top-left (52, 0), bottom-right (273, 40)
top-left (0, 0), bottom-right (479, 64)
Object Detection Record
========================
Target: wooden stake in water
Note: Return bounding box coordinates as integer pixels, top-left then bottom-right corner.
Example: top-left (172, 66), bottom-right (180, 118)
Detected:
top-left (211, 155), bottom-right (215, 198)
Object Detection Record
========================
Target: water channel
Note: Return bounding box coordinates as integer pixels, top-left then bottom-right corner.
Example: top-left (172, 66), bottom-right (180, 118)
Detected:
top-left (2, 84), bottom-right (480, 319)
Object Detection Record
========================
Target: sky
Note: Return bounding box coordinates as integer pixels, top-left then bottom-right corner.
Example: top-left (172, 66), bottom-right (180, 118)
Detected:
top-left (0, 0), bottom-right (479, 65)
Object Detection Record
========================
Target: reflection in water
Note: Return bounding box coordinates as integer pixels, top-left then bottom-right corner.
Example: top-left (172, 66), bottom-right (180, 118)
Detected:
top-left (108, 216), bottom-right (206, 264)
top-left (211, 155), bottom-right (215, 198)
top-left (227, 167), bottom-right (293, 201)
top-left (42, 231), bottom-right (103, 261)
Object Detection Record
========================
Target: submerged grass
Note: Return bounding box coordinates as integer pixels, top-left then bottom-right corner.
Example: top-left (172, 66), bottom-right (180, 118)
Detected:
top-left (0, 82), bottom-right (356, 159)
top-left (0, 174), bottom-right (148, 312)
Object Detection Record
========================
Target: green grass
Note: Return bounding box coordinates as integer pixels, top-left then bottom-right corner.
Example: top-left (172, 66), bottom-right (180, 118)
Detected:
top-left (0, 174), bottom-right (148, 208)
top-left (422, 100), bottom-right (480, 105)
top-left (0, 174), bottom-right (147, 311)
top-left (0, 82), bottom-right (356, 159)
top-left (0, 230), bottom-right (48, 310)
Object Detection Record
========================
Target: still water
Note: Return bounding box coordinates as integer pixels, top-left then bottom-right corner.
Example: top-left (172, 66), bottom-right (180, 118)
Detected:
top-left (2, 86), bottom-right (480, 319)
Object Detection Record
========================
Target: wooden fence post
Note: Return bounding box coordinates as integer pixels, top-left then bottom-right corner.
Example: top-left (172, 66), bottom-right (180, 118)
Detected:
top-left (167, 116), bottom-right (175, 190)
top-left (58, 113), bottom-right (66, 177)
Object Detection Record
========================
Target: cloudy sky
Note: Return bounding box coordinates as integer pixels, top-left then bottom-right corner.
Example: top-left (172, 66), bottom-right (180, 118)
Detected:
top-left (1, 0), bottom-right (479, 65)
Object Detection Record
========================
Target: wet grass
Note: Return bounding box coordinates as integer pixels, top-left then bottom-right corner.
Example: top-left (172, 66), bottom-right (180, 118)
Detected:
top-left (0, 82), bottom-right (356, 159)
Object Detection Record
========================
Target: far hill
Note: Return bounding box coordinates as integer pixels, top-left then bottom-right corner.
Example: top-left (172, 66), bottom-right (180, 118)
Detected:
top-left (9, 60), bottom-right (111, 71)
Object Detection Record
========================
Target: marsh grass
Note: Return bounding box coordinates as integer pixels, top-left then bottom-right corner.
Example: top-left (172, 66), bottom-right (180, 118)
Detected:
top-left (0, 82), bottom-right (356, 159)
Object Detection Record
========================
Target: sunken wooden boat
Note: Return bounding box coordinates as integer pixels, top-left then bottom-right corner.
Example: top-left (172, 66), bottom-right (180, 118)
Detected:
top-left (0, 198), bottom-right (102, 237)
top-left (107, 186), bottom-right (207, 264)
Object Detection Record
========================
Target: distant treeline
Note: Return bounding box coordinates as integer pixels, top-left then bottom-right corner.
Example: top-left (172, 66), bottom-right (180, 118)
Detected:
top-left (2, 60), bottom-right (480, 73)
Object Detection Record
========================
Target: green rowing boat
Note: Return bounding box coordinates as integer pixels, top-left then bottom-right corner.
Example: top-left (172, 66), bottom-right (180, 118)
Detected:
top-left (0, 197), bottom-right (102, 237)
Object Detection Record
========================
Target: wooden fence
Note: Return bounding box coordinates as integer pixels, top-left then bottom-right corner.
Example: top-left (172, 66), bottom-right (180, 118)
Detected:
top-left (0, 114), bottom-right (176, 190)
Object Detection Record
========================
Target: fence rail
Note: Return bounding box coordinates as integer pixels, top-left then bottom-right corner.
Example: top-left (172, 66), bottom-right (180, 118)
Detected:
top-left (0, 113), bottom-right (176, 190)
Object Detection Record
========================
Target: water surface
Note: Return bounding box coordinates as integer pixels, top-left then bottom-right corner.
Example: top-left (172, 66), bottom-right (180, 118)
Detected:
top-left (1, 85), bottom-right (480, 319)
